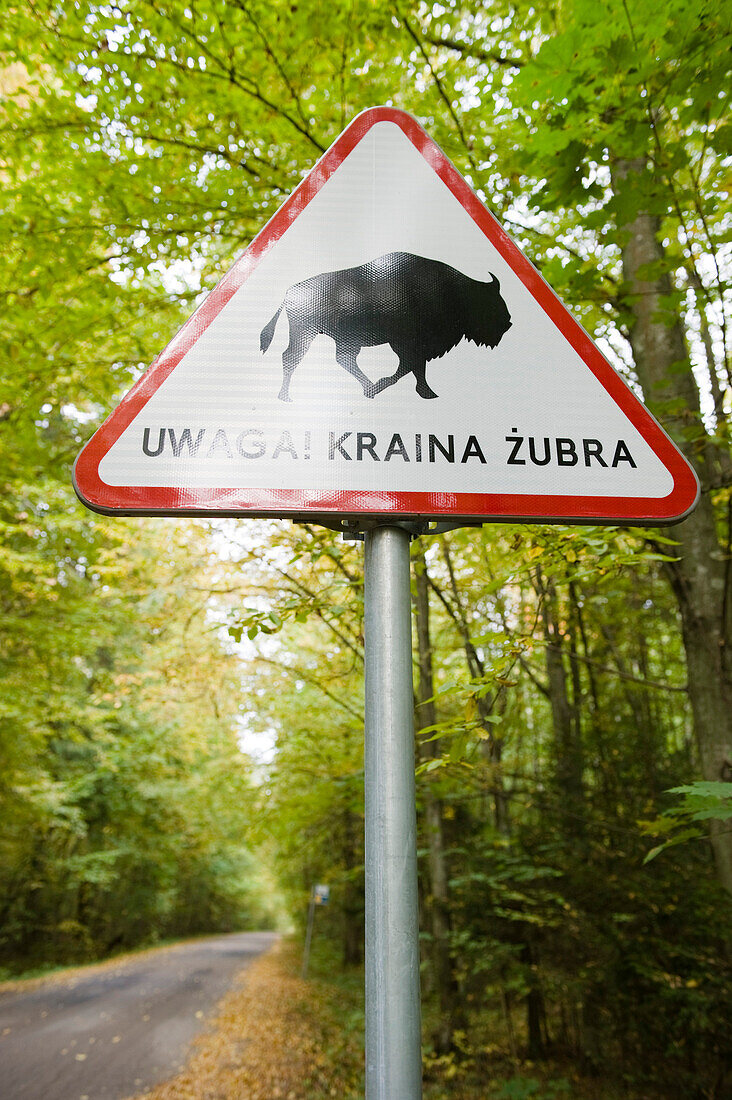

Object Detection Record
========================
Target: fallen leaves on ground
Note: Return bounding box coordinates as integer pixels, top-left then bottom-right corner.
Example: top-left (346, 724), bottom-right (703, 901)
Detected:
top-left (131, 939), bottom-right (362, 1100)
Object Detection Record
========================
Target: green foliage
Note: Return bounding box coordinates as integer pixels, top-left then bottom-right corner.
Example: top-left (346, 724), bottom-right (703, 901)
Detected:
top-left (0, 514), bottom-right (272, 967)
top-left (641, 782), bottom-right (732, 862)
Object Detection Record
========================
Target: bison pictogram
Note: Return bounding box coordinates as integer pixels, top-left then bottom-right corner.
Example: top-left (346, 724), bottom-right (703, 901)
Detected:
top-left (259, 251), bottom-right (512, 401)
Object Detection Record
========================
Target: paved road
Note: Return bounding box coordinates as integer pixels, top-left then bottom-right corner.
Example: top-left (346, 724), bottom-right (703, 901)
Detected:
top-left (0, 930), bottom-right (277, 1100)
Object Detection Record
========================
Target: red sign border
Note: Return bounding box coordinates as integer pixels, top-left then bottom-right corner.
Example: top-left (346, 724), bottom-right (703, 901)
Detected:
top-left (73, 107), bottom-right (699, 526)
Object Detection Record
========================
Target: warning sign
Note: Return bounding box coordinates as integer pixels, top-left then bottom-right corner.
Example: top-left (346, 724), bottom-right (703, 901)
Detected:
top-left (74, 107), bottom-right (698, 525)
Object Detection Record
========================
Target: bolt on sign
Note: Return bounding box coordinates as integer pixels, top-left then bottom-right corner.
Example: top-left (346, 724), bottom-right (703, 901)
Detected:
top-left (74, 107), bottom-right (698, 525)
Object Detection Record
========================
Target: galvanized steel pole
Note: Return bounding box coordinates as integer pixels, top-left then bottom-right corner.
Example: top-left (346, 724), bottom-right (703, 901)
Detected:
top-left (364, 525), bottom-right (422, 1100)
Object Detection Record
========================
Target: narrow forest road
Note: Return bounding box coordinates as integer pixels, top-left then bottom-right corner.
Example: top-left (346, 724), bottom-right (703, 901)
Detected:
top-left (0, 930), bottom-right (277, 1100)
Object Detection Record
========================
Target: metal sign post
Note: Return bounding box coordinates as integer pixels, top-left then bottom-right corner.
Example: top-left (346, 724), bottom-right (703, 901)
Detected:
top-left (364, 525), bottom-right (422, 1099)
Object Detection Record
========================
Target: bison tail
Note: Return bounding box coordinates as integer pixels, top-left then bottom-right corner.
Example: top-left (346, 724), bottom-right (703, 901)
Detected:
top-left (260, 305), bottom-right (283, 354)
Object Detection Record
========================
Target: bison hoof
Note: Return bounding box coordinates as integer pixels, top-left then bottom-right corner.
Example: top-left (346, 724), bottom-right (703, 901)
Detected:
top-left (417, 387), bottom-right (438, 399)
top-left (278, 393), bottom-right (292, 403)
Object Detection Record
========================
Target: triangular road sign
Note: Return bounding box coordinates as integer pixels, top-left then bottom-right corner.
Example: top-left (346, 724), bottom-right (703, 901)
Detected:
top-left (74, 107), bottom-right (698, 526)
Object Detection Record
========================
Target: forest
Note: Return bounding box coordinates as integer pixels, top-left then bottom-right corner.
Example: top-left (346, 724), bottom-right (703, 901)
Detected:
top-left (1, 0), bottom-right (731, 1096)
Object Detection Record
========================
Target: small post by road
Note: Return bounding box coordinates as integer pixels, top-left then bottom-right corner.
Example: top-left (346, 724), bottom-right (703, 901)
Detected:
top-left (302, 889), bottom-right (316, 979)
top-left (302, 883), bottom-right (329, 979)
top-left (364, 525), bottom-right (422, 1100)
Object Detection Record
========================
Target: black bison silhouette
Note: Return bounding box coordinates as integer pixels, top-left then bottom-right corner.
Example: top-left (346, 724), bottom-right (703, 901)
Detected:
top-left (259, 251), bottom-right (512, 401)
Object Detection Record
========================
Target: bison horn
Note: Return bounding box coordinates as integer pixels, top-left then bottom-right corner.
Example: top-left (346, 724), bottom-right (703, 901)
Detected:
top-left (487, 272), bottom-right (500, 288)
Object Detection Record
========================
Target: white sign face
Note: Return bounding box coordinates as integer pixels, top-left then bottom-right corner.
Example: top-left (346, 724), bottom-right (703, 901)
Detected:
top-left (74, 107), bottom-right (698, 525)
top-left (314, 884), bottom-right (330, 906)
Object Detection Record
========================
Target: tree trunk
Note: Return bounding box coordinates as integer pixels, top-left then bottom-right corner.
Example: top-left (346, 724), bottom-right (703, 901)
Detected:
top-left (613, 158), bottom-right (732, 895)
top-left (521, 940), bottom-right (546, 1060)
top-left (341, 807), bottom-right (363, 966)
top-left (413, 541), bottom-right (465, 1053)
top-left (536, 570), bottom-right (586, 838)
top-left (437, 535), bottom-right (510, 832)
